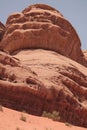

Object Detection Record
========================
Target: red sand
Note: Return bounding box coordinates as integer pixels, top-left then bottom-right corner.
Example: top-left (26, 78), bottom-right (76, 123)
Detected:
top-left (0, 106), bottom-right (86, 130)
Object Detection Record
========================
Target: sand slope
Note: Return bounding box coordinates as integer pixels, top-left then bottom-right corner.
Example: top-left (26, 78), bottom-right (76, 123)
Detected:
top-left (0, 106), bottom-right (87, 130)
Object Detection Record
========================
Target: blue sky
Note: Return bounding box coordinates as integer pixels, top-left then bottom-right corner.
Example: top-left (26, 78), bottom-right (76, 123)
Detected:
top-left (0, 0), bottom-right (87, 50)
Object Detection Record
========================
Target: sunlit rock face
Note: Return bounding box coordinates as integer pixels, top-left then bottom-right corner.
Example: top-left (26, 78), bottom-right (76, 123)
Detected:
top-left (0, 4), bottom-right (85, 65)
top-left (0, 4), bottom-right (87, 128)
top-left (0, 49), bottom-right (87, 128)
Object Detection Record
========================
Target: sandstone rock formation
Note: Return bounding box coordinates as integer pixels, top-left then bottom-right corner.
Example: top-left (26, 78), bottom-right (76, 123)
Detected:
top-left (83, 50), bottom-right (87, 58)
top-left (0, 4), bottom-right (87, 128)
top-left (0, 21), bottom-right (5, 41)
top-left (0, 4), bottom-right (87, 66)
top-left (0, 49), bottom-right (87, 127)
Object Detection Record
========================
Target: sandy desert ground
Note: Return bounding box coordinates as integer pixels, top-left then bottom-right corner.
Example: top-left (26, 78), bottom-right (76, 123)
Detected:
top-left (0, 106), bottom-right (87, 130)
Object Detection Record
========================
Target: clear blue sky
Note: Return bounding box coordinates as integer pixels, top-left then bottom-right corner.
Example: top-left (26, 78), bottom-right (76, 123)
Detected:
top-left (0, 0), bottom-right (87, 50)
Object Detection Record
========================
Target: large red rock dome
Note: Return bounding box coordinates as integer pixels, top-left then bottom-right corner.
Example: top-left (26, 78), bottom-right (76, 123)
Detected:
top-left (0, 4), bottom-right (86, 66)
top-left (0, 4), bottom-right (87, 128)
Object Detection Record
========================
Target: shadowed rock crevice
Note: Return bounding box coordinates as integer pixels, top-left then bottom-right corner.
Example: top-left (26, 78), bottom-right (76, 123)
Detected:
top-left (0, 22), bottom-right (5, 41)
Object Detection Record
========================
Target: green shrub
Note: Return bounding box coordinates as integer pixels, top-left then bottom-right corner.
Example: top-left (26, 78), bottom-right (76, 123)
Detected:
top-left (20, 112), bottom-right (27, 122)
top-left (65, 122), bottom-right (72, 127)
top-left (0, 104), bottom-right (3, 112)
top-left (42, 110), bottom-right (60, 121)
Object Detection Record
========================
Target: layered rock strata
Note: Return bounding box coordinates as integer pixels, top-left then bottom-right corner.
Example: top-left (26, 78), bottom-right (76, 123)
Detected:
top-left (0, 4), bottom-right (87, 128)
top-left (0, 49), bottom-right (87, 127)
top-left (0, 4), bottom-right (87, 66)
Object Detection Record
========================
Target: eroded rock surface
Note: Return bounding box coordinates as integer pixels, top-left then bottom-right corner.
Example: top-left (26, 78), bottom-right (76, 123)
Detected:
top-left (0, 4), bottom-right (87, 128)
top-left (0, 4), bottom-right (87, 66)
top-left (0, 49), bottom-right (87, 127)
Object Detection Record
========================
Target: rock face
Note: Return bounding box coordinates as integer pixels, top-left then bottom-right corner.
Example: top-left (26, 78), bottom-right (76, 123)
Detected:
top-left (0, 4), bottom-right (87, 128)
top-left (0, 21), bottom-right (5, 41)
top-left (83, 50), bottom-right (87, 58)
top-left (0, 4), bottom-right (86, 66)
top-left (0, 49), bottom-right (87, 127)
